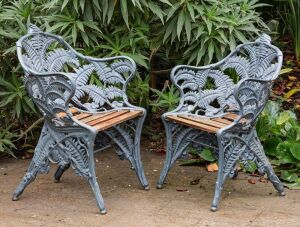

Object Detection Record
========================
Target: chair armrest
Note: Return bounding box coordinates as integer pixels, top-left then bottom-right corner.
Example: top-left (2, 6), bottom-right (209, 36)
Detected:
top-left (231, 78), bottom-right (273, 126)
top-left (22, 68), bottom-right (77, 125)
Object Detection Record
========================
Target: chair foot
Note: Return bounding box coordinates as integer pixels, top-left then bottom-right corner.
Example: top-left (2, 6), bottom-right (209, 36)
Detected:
top-left (144, 185), bottom-right (150, 191)
top-left (279, 191), bottom-right (286, 196)
top-left (210, 206), bottom-right (218, 212)
top-left (156, 184), bottom-right (163, 189)
top-left (100, 209), bottom-right (107, 215)
top-left (12, 194), bottom-right (20, 201)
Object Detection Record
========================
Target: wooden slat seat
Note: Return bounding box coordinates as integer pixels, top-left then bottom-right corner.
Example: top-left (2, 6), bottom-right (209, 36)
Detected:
top-left (73, 109), bottom-right (142, 131)
top-left (57, 108), bottom-right (142, 131)
top-left (167, 113), bottom-right (240, 133)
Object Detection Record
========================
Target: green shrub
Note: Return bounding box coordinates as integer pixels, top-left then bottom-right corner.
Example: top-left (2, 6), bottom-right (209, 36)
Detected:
top-left (257, 101), bottom-right (300, 189)
top-left (0, 0), bottom-right (272, 157)
top-left (151, 0), bottom-right (267, 65)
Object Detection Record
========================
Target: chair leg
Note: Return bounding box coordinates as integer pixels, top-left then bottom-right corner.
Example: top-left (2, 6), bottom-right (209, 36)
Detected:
top-left (54, 163), bottom-right (71, 183)
top-left (157, 120), bottom-right (174, 189)
top-left (84, 135), bottom-right (107, 214)
top-left (88, 167), bottom-right (107, 214)
top-left (13, 125), bottom-right (52, 201)
top-left (12, 161), bottom-right (42, 201)
top-left (211, 135), bottom-right (225, 212)
top-left (251, 133), bottom-right (285, 196)
top-left (131, 116), bottom-right (149, 190)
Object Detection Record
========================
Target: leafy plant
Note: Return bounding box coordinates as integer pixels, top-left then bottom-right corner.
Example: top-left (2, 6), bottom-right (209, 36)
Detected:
top-left (0, 127), bottom-right (17, 158)
top-left (0, 73), bottom-right (36, 119)
top-left (180, 147), bottom-right (217, 166)
top-left (151, 84), bottom-right (180, 112)
top-left (257, 101), bottom-right (300, 189)
top-left (151, 0), bottom-right (267, 65)
top-left (284, 0), bottom-right (300, 61)
top-left (127, 74), bottom-right (150, 109)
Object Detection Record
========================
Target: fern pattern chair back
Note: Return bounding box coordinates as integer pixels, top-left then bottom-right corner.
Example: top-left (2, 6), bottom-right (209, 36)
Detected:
top-left (170, 34), bottom-right (282, 127)
top-left (157, 34), bottom-right (285, 212)
top-left (17, 25), bottom-right (137, 126)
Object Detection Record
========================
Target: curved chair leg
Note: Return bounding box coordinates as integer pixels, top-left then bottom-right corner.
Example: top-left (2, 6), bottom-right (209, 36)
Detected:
top-left (54, 163), bottom-right (71, 183)
top-left (12, 125), bottom-right (52, 201)
top-left (251, 133), bottom-right (285, 196)
top-left (131, 116), bottom-right (149, 190)
top-left (12, 161), bottom-right (43, 201)
top-left (88, 164), bottom-right (107, 214)
top-left (157, 119), bottom-right (174, 189)
top-left (85, 134), bottom-right (107, 214)
top-left (211, 135), bottom-right (225, 212)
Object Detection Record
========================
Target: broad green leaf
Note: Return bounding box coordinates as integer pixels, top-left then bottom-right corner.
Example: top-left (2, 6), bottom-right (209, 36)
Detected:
top-left (163, 17), bottom-right (176, 43)
top-left (120, 0), bottom-right (129, 28)
top-left (187, 3), bottom-right (195, 22)
top-left (284, 180), bottom-right (300, 190)
top-left (281, 170), bottom-right (299, 183)
top-left (184, 16), bottom-right (191, 43)
top-left (208, 40), bottom-right (214, 63)
top-left (263, 136), bottom-right (282, 156)
top-left (62, 0), bottom-right (70, 11)
top-left (177, 10), bottom-right (185, 39)
top-left (290, 142), bottom-right (300, 160)
top-left (199, 148), bottom-right (217, 162)
top-left (166, 3), bottom-right (180, 21)
top-left (234, 30), bottom-right (248, 43)
top-left (80, 0), bottom-right (85, 11)
top-left (148, 2), bottom-right (164, 23)
top-left (276, 141), bottom-right (298, 164)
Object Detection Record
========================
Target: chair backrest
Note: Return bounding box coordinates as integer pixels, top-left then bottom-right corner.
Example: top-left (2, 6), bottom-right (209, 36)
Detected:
top-left (171, 34), bottom-right (283, 119)
top-left (17, 25), bottom-right (137, 124)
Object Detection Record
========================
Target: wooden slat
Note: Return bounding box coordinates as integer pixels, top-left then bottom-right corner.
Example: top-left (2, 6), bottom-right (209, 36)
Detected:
top-left (167, 115), bottom-right (219, 133)
top-left (223, 113), bottom-right (239, 121)
top-left (87, 111), bottom-right (130, 126)
top-left (80, 111), bottom-right (117, 124)
top-left (93, 111), bottom-right (142, 131)
top-left (211, 117), bottom-right (233, 125)
top-left (179, 115), bottom-right (228, 128)
top-left (56, 107), bottom-right (79, 119)
top-left (74, 113), bottom-right (92, 120)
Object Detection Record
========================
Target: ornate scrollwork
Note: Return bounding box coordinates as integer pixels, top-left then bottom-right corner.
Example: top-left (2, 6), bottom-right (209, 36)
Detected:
top-left (171, 34), bottom-right (280, 118)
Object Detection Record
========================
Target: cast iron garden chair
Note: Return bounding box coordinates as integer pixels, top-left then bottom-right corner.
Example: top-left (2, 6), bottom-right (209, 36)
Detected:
top-left (157, 34), bottom-right (285, 211)
top-left (12, 25), bottom-right (149, 214)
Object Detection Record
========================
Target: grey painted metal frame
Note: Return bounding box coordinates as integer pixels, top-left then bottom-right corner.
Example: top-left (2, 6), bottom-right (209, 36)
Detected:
top-left (157, 34), bottom-right (285, 211)
top-left (12, 24), bottom-right (149, 214)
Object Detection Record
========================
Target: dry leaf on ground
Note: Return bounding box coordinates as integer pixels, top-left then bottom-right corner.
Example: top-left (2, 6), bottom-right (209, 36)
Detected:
top-left (248, 178), bottom-right (257, 184)
top-left (207, 163), bottom-right (218, 172)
